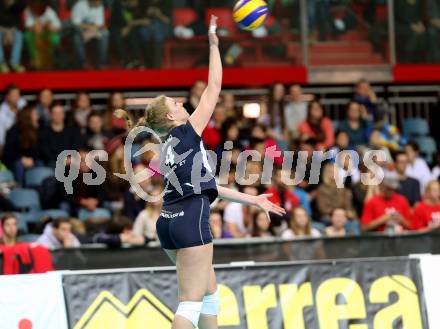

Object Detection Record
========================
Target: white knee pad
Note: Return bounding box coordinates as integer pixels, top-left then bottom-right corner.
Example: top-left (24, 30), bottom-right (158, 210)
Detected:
top-left (176, 301), bottom-right (203, 328)
top-left (201, 290), bottom-right (220, 316)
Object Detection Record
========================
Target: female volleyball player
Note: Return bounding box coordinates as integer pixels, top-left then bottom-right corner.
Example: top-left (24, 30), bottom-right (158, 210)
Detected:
top-left (117, 16), bottom-right (286, 329)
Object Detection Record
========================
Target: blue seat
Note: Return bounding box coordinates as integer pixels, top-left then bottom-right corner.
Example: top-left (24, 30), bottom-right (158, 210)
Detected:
top-left (25, 167), bottom-right (54, 187)
top-left (39, 209), bottom-right (70, 220)
top-left (0, 170), bottom-right (14, 184)
top-left (402, 118), bottom-right (429, 137)
top-left (415, 136), bottom-right (437, 164)
top-left (78, 208), bottom-right (112, 221)
top-left (332, 120), bottom-right (340, 132)
top-left (19, 234), bottom-right (40, 242)
top-left (131, 143), bottom-right (143, 164)
top-left (7, 188), bottom-right (41, 212)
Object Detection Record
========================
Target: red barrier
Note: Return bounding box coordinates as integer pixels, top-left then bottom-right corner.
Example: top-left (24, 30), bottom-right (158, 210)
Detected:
top-left (393, 65), bottom-right (440, 83)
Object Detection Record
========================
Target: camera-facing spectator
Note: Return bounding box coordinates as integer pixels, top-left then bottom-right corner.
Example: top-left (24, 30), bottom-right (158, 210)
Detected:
top-left (183, 80), bottom-right (206, 115)
top-left (352, 79), bottom-right (379, 121)
top-left (24, 0), bottom-right (61, 70)
top-left (284, 84), bottom-right (308, 139)
top-left (405, 141), bottom-right (432, 192)
top-left (281, 206), bottom-right (321, 239)
top-left (210, 209), bottom-right (233, 239)
top-left (71, 0), bottom-right (109, 69)
top-left (259, 82), bottom-right (286, 138)
top-left (394, 151), bottom-right (421, 206)
top-left (338, 101), bottom-right (371, 149)
top-left (37, 218), bottom-right (81, 249)
top-left (251, 210), bottom-right (274, 238)
top-left (325, 208), bottom-right (348, 237)
top-left (84, 112), bottom-right (112, 151)
top-left (36, 88), bottom-right (53, 126)
top-left (0, 213), bottom-right (18, 245)
top-left (412, 181), bottom-right (440, 232)
top-left (0, 0), bottom-right (26, 73)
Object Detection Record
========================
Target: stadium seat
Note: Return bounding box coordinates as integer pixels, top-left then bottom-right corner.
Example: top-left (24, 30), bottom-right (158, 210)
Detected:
top-left (0, 170), bottom-right (14, 185)
top-left (173, 8), bottom-right (198, 27)
top-left (19, 234), bottom-right (40, 242)
top-left (415, 136), bottom-right (437, 164)
top-left (78, 208), bottom-right (112, 221)
top-left (39, 209), bottom-right (70, 220)
top-left (402, 118), bottom-right (430, 137)
top-left (25, 167), bottom-right (55, 188)
top-left (7, 189), bottom-right (41, 212)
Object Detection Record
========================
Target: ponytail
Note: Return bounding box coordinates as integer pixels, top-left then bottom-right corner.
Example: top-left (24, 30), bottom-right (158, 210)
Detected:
top-left (114, 109), bottom-right (149, 130)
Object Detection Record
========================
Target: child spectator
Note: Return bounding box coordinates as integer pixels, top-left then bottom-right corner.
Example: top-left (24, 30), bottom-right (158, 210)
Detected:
top-left (412, 181), bottom-right (440, 232)
top-left (281, 206), bottom-right (321, 239)
top-left (325, 208), bottom-right (348, 237)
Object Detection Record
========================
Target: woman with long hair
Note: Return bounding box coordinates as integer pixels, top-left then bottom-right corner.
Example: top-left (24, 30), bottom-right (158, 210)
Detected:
top-left (116, 16), bottom-right (285, 329)
top-left (259, 82), bottom-right (286, 138)
top-left (282, 206), bottom-right (321, 239)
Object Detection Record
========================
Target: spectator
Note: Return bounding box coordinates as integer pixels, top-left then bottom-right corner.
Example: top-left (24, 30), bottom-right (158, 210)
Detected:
top-left (361, 172), bottom-right (412, 233)
top-left (308, 0), bottom-right (332, 41)
top-left (183, 80), bottom-right (206, 115)
top-left (216, 118), bottom-right (244, 160)
top-left (0, 213), bottom-right (18, 245)
top-left (298, 100), bottom-right (334, 150)
top-left (71, 0), bottom-right (109, 69)
top-left (325, 208), bottom-right (348, 237)
top-left (210, 209), bottom-right (233, 239)
top-left (249, 124), bottom-right (283, 166)
top-left (338, 101), bottom-right (371, 149)
top-left (284, 84), bottom-right (308, 138)
top-left (122, 165), bottom-right (150, 220)
top-left (3, 105), bottom-right (42, 185)
top-left (281, 206), bottom-right (321, 239)
top-left (352, 164), bottom-right (380, 216)
top-left (202, 104), bottom-right (226, 151)
top-left (251, 210), bottom-right (274, 238)
top-left (39, 102), bottom-right (83, 167)
top-left (316, 162), bottom-right (357, 222)
top-left (24, 0), bottom-right (61, 70)
top-left (412, 181), bottom-right (440, 231)
top-left (432, 152), bottom-right (440, 181)
top-left (405, 141), bottom-right (432, 192)
top-left (352, 79), bottom-right (379, 121)
top-left (36, 88), bottom-right (53, 126)
top-left (93, 217), bottom-right (147, 247)
top-left (259, 82), bottom-right (286, 138)
top-left (364, 129), bottom-right (393, 164)
top-left (394, 151), bottom-right (421, 206)
top-left (37, 218), bottom-right (81, 249)
top-left (69, 91), bottom-right (93, 133)
top-left (221, 92), bottom-right (237, 119)
top-left (223, 186), bottom-right (258, 238)
top-left (84, 112), bottom-right (111, 151)
top-left (103, 91), bottom-right (131, 135)
top-left (0, 0), bottom-right (25, 73)
top-left (0, 84), bottom-right (27, 150)
top-left (133, 184), bottom-right (163, 240)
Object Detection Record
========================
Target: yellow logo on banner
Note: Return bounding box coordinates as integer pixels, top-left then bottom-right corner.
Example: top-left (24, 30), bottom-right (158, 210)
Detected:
top-left (73, 289), bottom-right (174, 329)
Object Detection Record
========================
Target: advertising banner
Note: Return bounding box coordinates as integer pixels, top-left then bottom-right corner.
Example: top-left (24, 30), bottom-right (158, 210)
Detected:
top-left (63, 258), bottom-right (428, 329)
top-left (0, 273), bottom-right (68, 329)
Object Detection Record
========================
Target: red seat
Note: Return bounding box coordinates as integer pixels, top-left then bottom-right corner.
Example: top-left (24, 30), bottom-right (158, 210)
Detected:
top-left (376, 5), bottom-right (388, 22)
top-left (173, 7), bottom-right (198, 27)
top-left (205, 8), bottom-right (237, 34)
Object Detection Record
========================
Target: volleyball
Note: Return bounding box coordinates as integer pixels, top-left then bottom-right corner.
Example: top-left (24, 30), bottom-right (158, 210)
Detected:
top-left (233, 0), bottom-right (269, 31)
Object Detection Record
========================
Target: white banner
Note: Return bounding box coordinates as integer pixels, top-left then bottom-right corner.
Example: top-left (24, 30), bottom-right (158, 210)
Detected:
top-left (419, 254), bottom-right (440, 329)
top-left (0, 273), bottom-right (68, 329)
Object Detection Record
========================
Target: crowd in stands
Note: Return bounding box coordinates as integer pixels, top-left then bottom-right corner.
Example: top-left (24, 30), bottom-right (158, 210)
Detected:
top-left (0, 0), bottom-right (439, 72)
top-left (0, 79), bottom-right (439, 251)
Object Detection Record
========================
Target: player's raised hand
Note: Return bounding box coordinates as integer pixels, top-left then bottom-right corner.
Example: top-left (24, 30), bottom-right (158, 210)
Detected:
top-left (208, 15), bottom-right (219, 47)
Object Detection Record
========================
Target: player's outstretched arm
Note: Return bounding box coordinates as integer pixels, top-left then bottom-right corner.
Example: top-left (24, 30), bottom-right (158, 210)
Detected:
top-left (189, 15), bottom-right (222, 136)
top-left (217, 185), bottom-right (286, 221)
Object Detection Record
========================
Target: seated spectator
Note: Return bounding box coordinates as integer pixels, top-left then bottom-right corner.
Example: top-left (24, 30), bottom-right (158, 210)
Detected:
top-left (281, 206), bottom-right (321, 239)
top-left (405, 141), bottom-right (432, 192)
top-left (122, 165), bottom-right (151, 220)
top-left (93, 217), bottom-right (147, 247)
top-left (338, 101), bottom-right (371, 149)
top-left (184, 80), bottom-right (206, 115)
top-left (103, 91), bottom-right (131, 135)
top-left (0, 84), bottom-right (27, 151)
top-left (202, 104), bottom-right (226, 151)
top-left (352, 164), bottom-right (380, 216)
top-left (394, 151), bottom-right (421, 206)
top-left (249, 124), bottom-right (283, 166)
top-left (84, 112), bottom-right (112, 151)
top-left (3, 105), bottom-right (43, 185)
top-left (259, 82), bottom-right (286, 138)
top-left (283, 84), bottom-right (308, 139)
top-left (329, 130), bottom-right (350, 158)
top-left (71, 0), bottom-right (109, 69)
top-left (412, 181), bottom-right (440, 232)
top-left (69, 91), bottom-right (93, 133)
top-left (0, 0), bottom-right (25, 73)
top-left (325, 208), bottom-right (348, 237)
top-left (251, 210), bottom-right (274, 238)
top-left (216, 118), bottom-right (244, 160)
top-left (39, 102), bottom-right (83, 167)
top-left (223, 186), bottom-right (258, 238)
top-left (363, 129), bottom-right (393, 164)
top-left (352, 79), bottom-right (380, 121)
top-left (432, 152), bottom-right (440, 181)
top-left (298, 100), bottom-right (334, 150)
top-left (37, 218), bottom-right (81, 249)
top-left (0, 213), bottom-right (18, 245)
top-left (361, 172), bottom-right (412, 233)
top-left (316, 162), bottom-right (357, 222)
top-left (210, 209), bottom-right (233, 239)
top-left (24, 0), bottom-right (61, 70)
top-left (36, 88), bottom-right (53, 126)
top-left (133, 184), bottom-right (163, 240)
top-left (221, 92), bottom-right (238, 119)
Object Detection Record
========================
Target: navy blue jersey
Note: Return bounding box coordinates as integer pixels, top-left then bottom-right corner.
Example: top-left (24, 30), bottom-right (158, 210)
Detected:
top-left (160, 121), bottom-right (218, 206)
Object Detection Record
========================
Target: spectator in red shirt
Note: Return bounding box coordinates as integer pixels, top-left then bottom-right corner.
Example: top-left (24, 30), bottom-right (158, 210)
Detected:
top-left (298, 100), bottom-right (334, 151)
top-left (201, 104), bottom-right (226, 151)
top-left (0, 213), bottom-right (18, 245)
top-left (361, 172), bottom-right (412, 233)
top-left (412, 181), bottom-right (440, 232)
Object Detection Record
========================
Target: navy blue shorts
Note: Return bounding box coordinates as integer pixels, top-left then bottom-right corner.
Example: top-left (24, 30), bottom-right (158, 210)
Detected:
top-left (156, 194), bottom-right (212, 250)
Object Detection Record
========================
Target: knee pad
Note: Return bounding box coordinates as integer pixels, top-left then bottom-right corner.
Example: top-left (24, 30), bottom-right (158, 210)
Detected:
top-left (201, 290), bottom-right (220, 316)
top-left (176, 301), bottom-right (203, 328)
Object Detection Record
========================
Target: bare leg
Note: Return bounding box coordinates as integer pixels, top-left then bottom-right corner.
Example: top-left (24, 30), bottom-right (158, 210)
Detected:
top-left (172, 243), bottom-right (213, 329)
top-left (198, 265), bottom-right (218, 329)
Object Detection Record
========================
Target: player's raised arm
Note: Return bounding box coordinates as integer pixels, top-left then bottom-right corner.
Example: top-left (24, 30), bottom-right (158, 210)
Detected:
top-left (189, 15), bottom-right (222, 136)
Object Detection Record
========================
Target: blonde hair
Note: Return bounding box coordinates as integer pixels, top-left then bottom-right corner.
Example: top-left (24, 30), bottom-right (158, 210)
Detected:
top-left (114, 95), bottom-right (173, 136)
